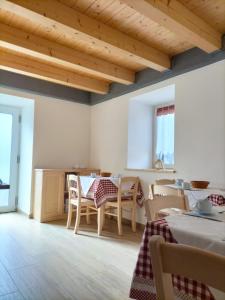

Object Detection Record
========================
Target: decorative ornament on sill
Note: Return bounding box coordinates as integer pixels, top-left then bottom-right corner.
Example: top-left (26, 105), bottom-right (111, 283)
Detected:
top-left (154, 153), bottom-right (164, 169)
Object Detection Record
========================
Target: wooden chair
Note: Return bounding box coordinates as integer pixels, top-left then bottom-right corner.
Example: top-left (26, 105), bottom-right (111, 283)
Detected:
top-left (144, 195), bottom-right (189, 221)
top-left (149, 179), bottom-right (176, 198)
top-left (149, 235), bottom-right (225, 300)
top-left (149, 184), bottom-right (183, 199)
top-left (66, 175), bottom-right (97, 234)
top-left (103, 176), bottom-right (139, 235)
top-left (155, 179), bottom-right (176, 185)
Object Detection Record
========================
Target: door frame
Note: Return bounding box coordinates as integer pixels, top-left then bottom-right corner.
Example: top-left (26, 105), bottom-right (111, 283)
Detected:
top-left (0, 105), bottom-right (21, 213)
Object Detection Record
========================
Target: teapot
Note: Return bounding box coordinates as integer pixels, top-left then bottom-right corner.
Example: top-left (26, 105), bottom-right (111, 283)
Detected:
top-left (196, 198), bottom-right (212, 214)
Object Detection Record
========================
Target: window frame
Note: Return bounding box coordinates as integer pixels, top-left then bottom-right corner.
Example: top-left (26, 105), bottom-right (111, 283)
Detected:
top-left (153, 102), bottom-right (175, 169)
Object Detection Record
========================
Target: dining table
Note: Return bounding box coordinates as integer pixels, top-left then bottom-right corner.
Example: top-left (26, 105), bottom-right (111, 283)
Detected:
top-left (129, 202), bottom-right (225, 300)
top-left (65, 176), bottom-right (144, 235)
top-left (166, 184), bottom-right (225, 208)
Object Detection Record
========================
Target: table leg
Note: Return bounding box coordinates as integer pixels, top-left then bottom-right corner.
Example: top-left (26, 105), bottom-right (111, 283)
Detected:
top-left (98, 206), bottom-right (104, 236)
top-left (102, 205), bottom-right (105, 228)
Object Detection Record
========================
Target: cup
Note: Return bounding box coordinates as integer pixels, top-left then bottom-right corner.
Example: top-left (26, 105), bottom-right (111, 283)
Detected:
top-left (196, 198), bottom-right (212, 214)
top-left (182, 182), bottom-right (191, 189)
top-left (176, 179), bottom-right (184, 187)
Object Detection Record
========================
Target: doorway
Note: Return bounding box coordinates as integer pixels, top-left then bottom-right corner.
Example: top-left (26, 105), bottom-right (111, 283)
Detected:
top-left (0, 105), bottom-right (20, 213)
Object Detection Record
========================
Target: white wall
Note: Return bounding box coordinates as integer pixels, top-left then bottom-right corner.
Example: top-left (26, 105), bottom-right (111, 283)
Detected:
top-left (0, 87), bottom-right (90, 214)
top-left (175, 66), bottom-right (225, 186)
top-left (32, 96), bottom-right (90, 169)
top-left (90, 60), bottom-right (225, 223)
top-left (127, 102), bottom-right (153, 169)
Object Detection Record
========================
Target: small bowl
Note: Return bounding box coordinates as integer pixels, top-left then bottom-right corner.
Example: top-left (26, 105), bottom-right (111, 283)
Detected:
top-left (191, 181), bottom-right (209, 189)
top-left (100, 172), bottom-right (112, 177)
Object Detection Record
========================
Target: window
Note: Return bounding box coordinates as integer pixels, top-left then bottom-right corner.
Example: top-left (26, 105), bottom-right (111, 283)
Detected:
top-left (154, 104), bottom-right (175, 167)
top-left (127, 84), bottom-right (175, 170)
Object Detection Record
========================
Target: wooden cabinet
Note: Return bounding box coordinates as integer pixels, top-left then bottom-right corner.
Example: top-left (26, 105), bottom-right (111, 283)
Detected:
top-left (33, 168), bottom-right (100, 222)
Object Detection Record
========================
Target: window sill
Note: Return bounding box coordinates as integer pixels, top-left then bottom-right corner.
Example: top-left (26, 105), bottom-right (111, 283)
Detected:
top-left (125, 168), bottom-right (176, 173)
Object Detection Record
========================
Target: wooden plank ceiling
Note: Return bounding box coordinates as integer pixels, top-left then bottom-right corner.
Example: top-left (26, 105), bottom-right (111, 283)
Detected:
top-left (0, 0), bottom-right (224, 94)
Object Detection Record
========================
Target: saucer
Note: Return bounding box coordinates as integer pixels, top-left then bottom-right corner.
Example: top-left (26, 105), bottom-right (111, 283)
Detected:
top-left (198, 211), bottom-right (214, 216)
top-left (197, 208), bottom-right (215, 216)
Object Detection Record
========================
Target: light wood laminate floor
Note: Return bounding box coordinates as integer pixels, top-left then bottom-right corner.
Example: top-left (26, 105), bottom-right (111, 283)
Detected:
top-left (0, 213), bottom-right (143, 300)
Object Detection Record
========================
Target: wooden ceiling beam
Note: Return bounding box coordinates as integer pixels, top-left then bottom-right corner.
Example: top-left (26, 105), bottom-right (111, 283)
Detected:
top-left (120, 0), bottom-right (222, 53)
top-left (1, 0), bottom-right (170, 71)
top-left (0, 23), bottom-right (134, 85)
top-left (0, 49), bottom-right (109, 94)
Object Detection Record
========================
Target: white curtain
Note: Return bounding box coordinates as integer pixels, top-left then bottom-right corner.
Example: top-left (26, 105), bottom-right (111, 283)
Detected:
top-left (156, 113), bottom-right (174, 165)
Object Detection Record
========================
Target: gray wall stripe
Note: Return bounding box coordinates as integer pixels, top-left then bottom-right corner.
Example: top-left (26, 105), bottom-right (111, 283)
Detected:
top-left (0, 70), bottom-right (90, 105)
top-left (90, 45), bottom-right (225, 105)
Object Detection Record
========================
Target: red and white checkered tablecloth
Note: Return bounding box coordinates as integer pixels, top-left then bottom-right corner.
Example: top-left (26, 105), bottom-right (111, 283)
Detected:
top-left (129, 218), bottom-right (216, 300)
top-left (208, 194), bottom-right (225, 206)
top-left (87, 178), bottom-right (144, 208)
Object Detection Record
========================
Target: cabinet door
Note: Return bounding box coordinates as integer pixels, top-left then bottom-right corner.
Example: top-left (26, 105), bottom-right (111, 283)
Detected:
top-left (42, 171), bottom-right (64, 221)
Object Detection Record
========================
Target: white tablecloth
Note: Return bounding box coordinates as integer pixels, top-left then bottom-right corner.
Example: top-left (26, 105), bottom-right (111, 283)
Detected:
top-left (109, 177), bottom-right (134, 190)
top-left (185, 189), bottom-right (225, 208)
top-left (79, 176), bottom-right (96, 196)
top-left (166, 211), bottom-right (225, 256)
top-left (167, 185), bottom-right (225, 208)
top-left (80, 176), bottom-right (135, 197)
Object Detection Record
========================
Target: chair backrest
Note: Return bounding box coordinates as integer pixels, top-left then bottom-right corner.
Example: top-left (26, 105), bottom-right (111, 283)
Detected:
top-left (144, 195), bottom-right (188, 221)
top-left (149, 184), bottom-right (154, 199)
top-left (149, 184), bottom-right (182, 199)
top-left (152, 184), bottom-right (182, 197)
top-left (150, 235), bottom-right (225, 300)
top-left (67, 174), bottom-right (82, 205)
top-left (118, 177), bottom-right (139, 204)
top-left (155, 179), bottom-right (176, 185)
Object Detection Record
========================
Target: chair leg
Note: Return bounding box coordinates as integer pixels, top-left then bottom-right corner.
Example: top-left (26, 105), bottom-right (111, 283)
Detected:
top-left (74, 206), bottom-right (81, 234)
top-left (66, 203), bottom-right (73, 229)
top-left (131, 204), bottom-right (136, 232)
top-left (118, 206), bottom-right (122, 235)
top-left (86, 206), bottom-right (91, 225)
